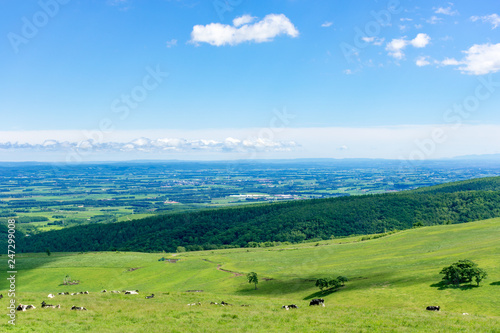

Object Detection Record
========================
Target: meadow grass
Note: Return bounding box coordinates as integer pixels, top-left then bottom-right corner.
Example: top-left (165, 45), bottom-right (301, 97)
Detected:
top-left (1, 218), bottom-right (499, 332)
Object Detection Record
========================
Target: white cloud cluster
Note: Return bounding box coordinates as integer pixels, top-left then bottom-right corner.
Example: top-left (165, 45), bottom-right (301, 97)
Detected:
top-left (321, 21), bottom-right (333, 28)
top-left (386, 33), bottom-right (431, 59)
top-left (434, 5), bottom-right (459, 16)
top-left (361, 37), bottom-right (385, 46)
top-left (416, 56), bottom-right (430, 67)
top-left (0, 137), bottom-right (300, 153)
top-left (441, 43), bottom-right (500, 75)
top-left (190, 14), bottom-right (299, 46)
top-left (471, 14), bottom-right (500, 29)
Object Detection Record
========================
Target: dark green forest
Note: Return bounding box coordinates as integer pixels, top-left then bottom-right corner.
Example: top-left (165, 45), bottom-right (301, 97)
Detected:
top-left (14, 177), bottom-right (500, 253)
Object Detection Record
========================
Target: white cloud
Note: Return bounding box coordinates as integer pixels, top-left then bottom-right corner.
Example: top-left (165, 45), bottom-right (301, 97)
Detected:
top-left (410, 33), bottom-right (431, 48)
top-left (386, 38), bottom-right (408, 59)
top-left (321, 21), bottom-right (333, 28)
top-left (471, 14), bottom-right (500, 29)
top-left (441, 58), bottom-right (461, 66)
top-left (439, 43), bottom-right (500, 75)
top-left (0, 136), bottom-right (299, 154)
top-left (386, 34), bottom-right (430, 59)
top-left (190, 14), bottom-right (299, 46)
top-left (427, 16), bottom-right (443, 24)
top-left (233, 15), bottom-right (256, 27)
top-left (166, 39), bottom-right (177, 48)
top-left (434, 6), bottom-right (459, 16)
top-left (459, 43), bottom-right (500, 75)
top-left (361, 36), bottom-right (385, 46)
top-left (416, 56), bottom-right (430, 67)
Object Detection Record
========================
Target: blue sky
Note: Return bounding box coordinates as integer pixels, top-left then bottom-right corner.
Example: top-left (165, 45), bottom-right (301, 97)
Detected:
top-left (1, 0), bottom-right (500, 162)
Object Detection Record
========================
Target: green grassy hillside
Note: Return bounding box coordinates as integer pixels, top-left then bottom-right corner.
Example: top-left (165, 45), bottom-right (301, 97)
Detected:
top-left (2, 218), bottom-right (499, 332)
top-left (18, 176), bottom-right (500, 253)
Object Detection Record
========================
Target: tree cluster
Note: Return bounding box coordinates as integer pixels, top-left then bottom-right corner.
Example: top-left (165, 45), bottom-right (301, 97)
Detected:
top-left (440, 260), bottom-right (487, 287)
top-left (315, 276), bottom-right (348, 291)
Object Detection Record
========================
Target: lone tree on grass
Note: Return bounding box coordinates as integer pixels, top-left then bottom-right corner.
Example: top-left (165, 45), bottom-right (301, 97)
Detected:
top-left (247, 272), bottom-right (258, 290)
top-left (440, 260), bottom-right (487, 287)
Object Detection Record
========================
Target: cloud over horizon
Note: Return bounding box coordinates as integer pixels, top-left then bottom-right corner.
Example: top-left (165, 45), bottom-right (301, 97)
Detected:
top-left (0, 137), bottom-right (300, 154)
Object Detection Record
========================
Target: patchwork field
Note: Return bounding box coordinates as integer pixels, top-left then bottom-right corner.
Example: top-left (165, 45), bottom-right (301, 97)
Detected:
top-left (1, 218), bottom-right (499, 332)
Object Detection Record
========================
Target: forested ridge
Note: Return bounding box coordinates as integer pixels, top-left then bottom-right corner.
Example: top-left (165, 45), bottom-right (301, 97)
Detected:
top-left (16, 176), bottom-right (500, 253)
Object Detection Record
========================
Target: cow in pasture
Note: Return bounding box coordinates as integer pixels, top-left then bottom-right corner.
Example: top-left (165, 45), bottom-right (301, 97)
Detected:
top-left (124, 290), bottom-right (139, 295)
top-left (71, 306), bottom-right (87, 311)
top-left (145, 294), bottom-right (154, 299)
top-left (241, 304), bottom-right (250, 307)
top-left (220, 301), bottom-right (232, 306)
top-left (16, 304), bottom-right (36, 311)
top-left (0, 294), bottom-right (3, 299)
top-left (426, 306), bottom-right (440, 311)
top-left (41, 301), bottom-right (60, 308)
top-left (71, 293), bottom-right (77, 296)
top-left (101, 290), bottom-right (107, 293)
top-left (111, 290), bottom-right (121, 294)
top-left (309, 299), bottom-right (325, 306)
top-left (47, 294), bottom-right (55, 298)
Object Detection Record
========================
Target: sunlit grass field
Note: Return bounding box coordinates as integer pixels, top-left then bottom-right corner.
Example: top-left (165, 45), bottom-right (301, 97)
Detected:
top-left (1, 218), bottom-right (499, 332)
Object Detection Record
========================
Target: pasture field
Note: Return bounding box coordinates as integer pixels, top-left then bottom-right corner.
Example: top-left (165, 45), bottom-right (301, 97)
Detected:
top-left (1, 218), bottom-right (499, 332)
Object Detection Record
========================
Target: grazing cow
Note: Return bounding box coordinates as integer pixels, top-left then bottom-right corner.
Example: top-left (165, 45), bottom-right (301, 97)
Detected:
top-left (124, 290), bottom-right (139, 295)
top-left (101, 290), bottom-right (107, 293)
top-left (71, 306), bottom-right (87, 311)
top-left (41, 301), bottom-right (60, 309)
top-left (111, 291), bottom-right (120, 294)
top-left (426, 306), bottom-right (440, 311)
top-left (16, 304), bottom-right (36, 311)
top-left (48, 294), bottom-right (55, 298)
top-left (221, 301), bottom-right (232, 306)
top-left (0, 294), bottom-right (3, 299)
top-left (241, 304), bottom-right (250, 307)
top-left (71, 293), bottom-right (77, 296)
top-left (309, 298), bottom-right (325, 306)
top-left (463, 313), bottom-right (469, 316)
top-left (83, 291), bottom-right (89, 294)
top-left (145, 294), bottom-right (155, 299)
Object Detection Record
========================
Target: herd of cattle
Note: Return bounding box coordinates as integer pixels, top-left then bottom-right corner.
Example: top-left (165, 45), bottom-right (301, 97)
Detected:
top-left (15, 290), bottom-right (149, 312)
top-left (12, 291), bottom-right (444, 314)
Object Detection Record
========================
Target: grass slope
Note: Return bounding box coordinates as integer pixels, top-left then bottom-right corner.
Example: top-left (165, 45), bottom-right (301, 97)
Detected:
top-left (1, 218), bottom-right (499, 332)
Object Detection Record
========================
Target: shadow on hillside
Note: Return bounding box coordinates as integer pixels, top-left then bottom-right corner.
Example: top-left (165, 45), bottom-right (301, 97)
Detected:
top-left (236, 271), bottom-right (399, 297)
top-left (430, 281), bottom-right (479, 290)
top-left (303, 287), bottom-right (342, 300)
top-left (0, 252), bottom-right (79, 290)
top-left (490, 281), bottom-right (500, 286)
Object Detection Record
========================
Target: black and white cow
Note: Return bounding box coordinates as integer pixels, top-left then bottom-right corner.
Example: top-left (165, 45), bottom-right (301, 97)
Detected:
top-left (16, 304), bottom-right (36, 311)
top-left (71, 306), bottom-right (87, 311)
top-left (309, 298), bottom-right (325, 306)
top-left (145, 294), bottom-right (155, 299)
top-left (41, 301), bottom-right (60, 308)
top-left (426, 306), bottom-right (440, 311)
top-left (124, 290), bottom-right (139, 295)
